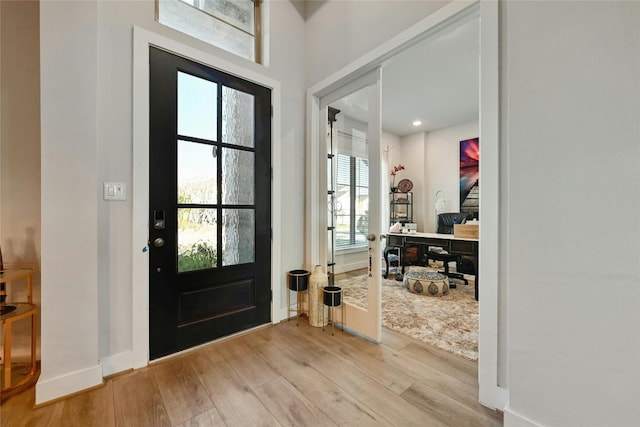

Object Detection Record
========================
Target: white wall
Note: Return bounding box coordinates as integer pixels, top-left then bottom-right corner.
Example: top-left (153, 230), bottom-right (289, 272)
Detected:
top-left (39, 0), bottom-right (102, 401)
top-left (382, 130), bottom-right (401, 233)
top-left (424, 120), bottom-right (478, 232)
top-left (304, 0), bottom-right (449, 87)
top-left (398, 132), bottom-right (426, 230)
top-left (502, 2), bottom-right (640, 426)
top-left (38, 0), bottom-right (306, 403)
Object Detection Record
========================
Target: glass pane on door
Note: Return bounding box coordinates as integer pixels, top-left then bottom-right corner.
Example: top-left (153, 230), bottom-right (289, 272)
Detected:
top-left (178, 140), bottom-right (217, 204)
top-left (222, 208), bottom-right (255, 266)
top-left (178, 72), bottom-right (217, 140)
top-left (328, 85), bottom-right (370, 308)
top-left (222, 86), bottom-right (255, 148)
top-left (178, 208), bottom-right (217, 273)
top-left (221, 147), bottom-right (254, 205)
top-left (354, 155), bottom-right (369, 247)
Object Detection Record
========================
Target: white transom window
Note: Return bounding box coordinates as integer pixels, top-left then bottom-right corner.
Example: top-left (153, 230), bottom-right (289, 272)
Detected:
top-left (157, 0), bottom-right (261, 63)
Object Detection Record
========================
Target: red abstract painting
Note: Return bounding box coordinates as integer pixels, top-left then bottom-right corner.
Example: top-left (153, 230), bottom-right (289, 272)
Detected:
top-left (460, 138), bottom-right (479, 219)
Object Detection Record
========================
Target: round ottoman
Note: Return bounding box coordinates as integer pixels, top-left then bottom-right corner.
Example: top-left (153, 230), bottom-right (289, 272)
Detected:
top-left (403, 270), bottom-right (449, 296)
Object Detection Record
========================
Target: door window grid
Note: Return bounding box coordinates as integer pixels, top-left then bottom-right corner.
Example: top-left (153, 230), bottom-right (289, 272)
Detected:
top-left (176, 71), bottom-right (257, 272)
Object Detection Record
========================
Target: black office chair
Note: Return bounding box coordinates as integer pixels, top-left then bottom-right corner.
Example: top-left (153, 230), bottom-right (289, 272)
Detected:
top-left (436, 212), bottom-right (472, 234)
top-left (428, 212), bottom-right (474, 287)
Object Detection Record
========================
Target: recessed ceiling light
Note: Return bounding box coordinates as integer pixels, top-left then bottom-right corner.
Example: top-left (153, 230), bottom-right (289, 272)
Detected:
top-left (412, 120), bottom-right (422, 127)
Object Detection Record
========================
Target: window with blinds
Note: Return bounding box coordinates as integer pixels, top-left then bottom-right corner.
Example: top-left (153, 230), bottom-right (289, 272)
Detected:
top-left (157, 0), bottom-right (262, 63)
top-left (335, 154), bottom-right (369, 249)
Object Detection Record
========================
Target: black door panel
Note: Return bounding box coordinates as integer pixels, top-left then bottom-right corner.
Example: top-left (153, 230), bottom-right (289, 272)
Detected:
top-left (149, 47), bottom-right (271, 359)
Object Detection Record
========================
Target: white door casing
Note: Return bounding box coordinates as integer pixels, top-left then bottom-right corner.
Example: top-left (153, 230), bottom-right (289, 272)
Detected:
top-left (131, 27), bottom-right (283, 371)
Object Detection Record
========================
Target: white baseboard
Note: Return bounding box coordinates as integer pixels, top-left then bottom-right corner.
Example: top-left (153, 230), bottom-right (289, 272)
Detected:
top-left (100, 351), bottom-right (135, 377)
top-left (273, 304), bottom-right (288, 323)
top-left (504, 407), bottom-right (542, 427)
top-left (333, 260), bottom-right (367, 275)
top-left (36, 364), bottom-right (103, 405)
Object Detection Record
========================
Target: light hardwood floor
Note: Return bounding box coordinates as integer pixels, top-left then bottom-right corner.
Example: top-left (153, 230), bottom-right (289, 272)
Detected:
top-left (0, 321), bottom-right (502, 426)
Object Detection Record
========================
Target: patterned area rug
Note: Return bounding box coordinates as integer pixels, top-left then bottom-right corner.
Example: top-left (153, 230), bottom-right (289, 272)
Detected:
top-left (336, 273), bottom-right (478, 361)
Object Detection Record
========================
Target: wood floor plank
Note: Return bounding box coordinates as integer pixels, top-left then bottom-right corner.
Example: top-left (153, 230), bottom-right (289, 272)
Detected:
top-left (380, 328), bottom-right (412, 351)
top-left (401, 379), bottom-right (502, 427)
top-left (217, 336), bottom-right (280, 389)
top-left (308, 351), bottom-right (448, 427)
top-left (193, 341), bottom-right (225, 364)
top-left (252, 337), bottom-right (392, 426)
top-left (255, 322), bottom-right (330, 363)
top-left (1, 387), bottom-right (64, 427)
top-left (4, 322), bottom-right (502, 427)
top-left (188, 351), bottom-right (281, 426)
top-left (150, 354), bottom-right (214, 426)
top-left (402, 342), bottom-right (477, 384)
top-left (112, 369), bottom-right (171, 427)
top-left (254, 376), bottom-right (337, 427)
top-left (175, 408), bottom-right (227, 427)
top-left (214, 335), bottom-right (254, 360)
top-left (241, 327), bottom-right (272, 348)
top-left (364, 339), bottom-right (481, 408)
top-left (300, 323), bottom-right (416, 394)
top-left (60, 381), bottom-right (116, 427)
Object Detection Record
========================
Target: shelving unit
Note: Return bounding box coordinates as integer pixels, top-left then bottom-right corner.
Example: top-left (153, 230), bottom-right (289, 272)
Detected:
top-left (385, 192), bottom-right (412, 278)
top-left (326, 107), bottom-right (340, 285)
top-left (389, 191), bottom-right (413, 225)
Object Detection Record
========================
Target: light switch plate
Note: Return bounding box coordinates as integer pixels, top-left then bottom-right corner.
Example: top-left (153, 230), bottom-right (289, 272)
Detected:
top-left (104, 182), bottom-right (127, 201)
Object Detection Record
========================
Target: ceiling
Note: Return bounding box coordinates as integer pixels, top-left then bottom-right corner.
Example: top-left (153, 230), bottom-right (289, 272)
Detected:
top-left (331, 17), bottom-right (479, 137)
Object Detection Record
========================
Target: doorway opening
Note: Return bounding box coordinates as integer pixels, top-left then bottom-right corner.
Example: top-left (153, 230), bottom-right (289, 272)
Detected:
top-left (306, 1), bottom-right (505, 409)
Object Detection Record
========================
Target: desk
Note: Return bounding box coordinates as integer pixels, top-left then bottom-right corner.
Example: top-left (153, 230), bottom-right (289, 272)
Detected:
top-left (384, 232), bottom-right (479, 300)
top-left (0, 267), bottom-right (37, 396)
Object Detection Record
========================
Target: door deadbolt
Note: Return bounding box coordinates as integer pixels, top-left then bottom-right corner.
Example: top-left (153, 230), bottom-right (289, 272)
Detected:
top-left (153, 237), bottom-right (165, 248)
top-left (153, 210), bottom-right (166, 230)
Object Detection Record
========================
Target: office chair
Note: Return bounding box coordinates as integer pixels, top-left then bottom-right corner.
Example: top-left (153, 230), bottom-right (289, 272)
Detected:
top-left (436, 212), bottom-right (473, 234)
top-left (428, 212), bottom-right (474, 287)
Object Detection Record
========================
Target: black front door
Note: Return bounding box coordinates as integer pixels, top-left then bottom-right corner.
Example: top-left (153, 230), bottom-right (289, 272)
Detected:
top-left (149, 47), bottom-right (271, 359)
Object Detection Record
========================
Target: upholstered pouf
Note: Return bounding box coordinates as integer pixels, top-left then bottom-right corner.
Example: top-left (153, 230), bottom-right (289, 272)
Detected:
top-left (403, 269), bottom-right (449, 297)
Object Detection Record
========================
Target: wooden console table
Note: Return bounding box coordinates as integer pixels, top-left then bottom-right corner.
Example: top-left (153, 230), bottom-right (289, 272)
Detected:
top-left (384, 232), bottom-right (479, 300)
top-left (0, 267), bottom-right (37, 397)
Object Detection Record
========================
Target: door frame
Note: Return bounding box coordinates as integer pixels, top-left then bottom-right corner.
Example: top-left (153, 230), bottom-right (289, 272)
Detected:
top-left (131, 27), bottom-right (282, 369)
top-left (305, 1), bottom-right (507, 410)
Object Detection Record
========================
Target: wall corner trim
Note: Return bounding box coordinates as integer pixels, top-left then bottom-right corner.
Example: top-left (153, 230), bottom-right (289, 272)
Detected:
top-left (503, 407), bottom-right (543, 427)
top-left (100, 351), bottom-right (134, 377)
top-left (35, 364), bottom-right (103, 405)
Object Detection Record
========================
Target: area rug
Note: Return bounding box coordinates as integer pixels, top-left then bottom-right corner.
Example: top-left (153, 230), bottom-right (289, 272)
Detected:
top-left (335, 273), bottom-right (478, 361)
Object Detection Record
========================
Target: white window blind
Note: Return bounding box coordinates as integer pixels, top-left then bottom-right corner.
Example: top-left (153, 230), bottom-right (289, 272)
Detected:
top-left (335, 154), bottom-right (369, 249)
